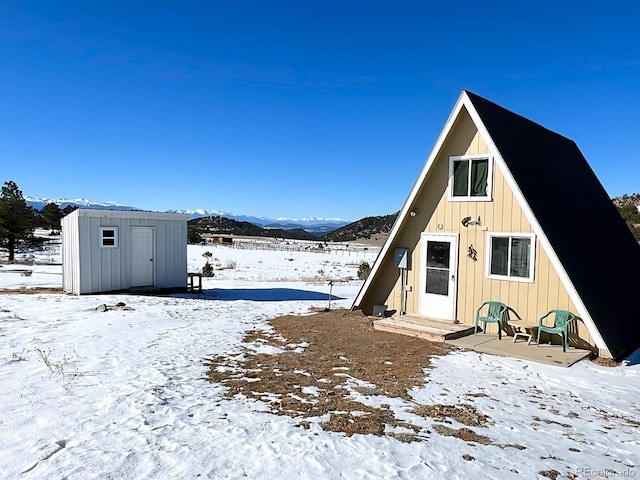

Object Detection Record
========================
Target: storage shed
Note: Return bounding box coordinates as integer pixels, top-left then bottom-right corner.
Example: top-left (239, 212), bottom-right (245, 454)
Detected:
top-left (61, 208), bottom-right (190, 295)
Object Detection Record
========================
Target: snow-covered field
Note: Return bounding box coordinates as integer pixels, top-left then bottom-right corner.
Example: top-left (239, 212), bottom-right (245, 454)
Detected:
top-left (0, 242), bottom-right (638, 479)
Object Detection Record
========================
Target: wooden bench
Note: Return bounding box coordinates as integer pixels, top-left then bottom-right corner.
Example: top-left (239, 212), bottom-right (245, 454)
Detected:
top-left (187, 273), bottom-right (203, 293)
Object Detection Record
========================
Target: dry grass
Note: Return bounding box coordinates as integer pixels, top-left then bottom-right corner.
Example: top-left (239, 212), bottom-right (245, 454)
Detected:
top-left (206, 308), bottom-right (500, 444)
top-left (0, 287), bottom-right (64, 294)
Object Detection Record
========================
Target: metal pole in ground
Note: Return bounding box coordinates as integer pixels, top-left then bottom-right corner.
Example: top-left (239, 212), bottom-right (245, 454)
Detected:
top-left (326, 280), bottom-right (334, 311)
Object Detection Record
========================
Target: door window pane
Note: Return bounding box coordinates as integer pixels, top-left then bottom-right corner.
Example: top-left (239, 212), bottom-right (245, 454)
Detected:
top-left (426, 241), bottom-right (450, 269)
top-left (426, 240), bottom-right (450, 296)
top-left (426, 268), bottom-right (449, 295)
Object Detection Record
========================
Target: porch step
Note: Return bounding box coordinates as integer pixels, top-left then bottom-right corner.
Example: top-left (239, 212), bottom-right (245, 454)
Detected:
top-left (374, 314), bottom-right (475, 342)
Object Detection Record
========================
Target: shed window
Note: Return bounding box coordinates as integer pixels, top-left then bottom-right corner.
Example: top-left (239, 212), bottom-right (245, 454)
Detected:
top-left (100, 227), bottom-right (118, 248)
top-left (486, 233), bottom-right (535, 282)
top-left (448, 155), bottom-right (492, 201)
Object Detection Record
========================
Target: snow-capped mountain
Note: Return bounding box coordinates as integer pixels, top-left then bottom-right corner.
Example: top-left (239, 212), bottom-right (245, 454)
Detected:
top-left (26, 197), bottom-right (138, 212)
top-left (25, 198), bottom-right (350, 233)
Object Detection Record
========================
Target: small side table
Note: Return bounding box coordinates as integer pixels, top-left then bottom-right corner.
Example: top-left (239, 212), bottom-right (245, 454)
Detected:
top-left (187, 272), bottom-right (203, 293)
top-left (508, 321), bottom-right (537, 345)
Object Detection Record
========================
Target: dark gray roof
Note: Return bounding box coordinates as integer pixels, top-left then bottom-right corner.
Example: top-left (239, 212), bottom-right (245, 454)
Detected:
top-left (466, 91), bottom-right (640, 360)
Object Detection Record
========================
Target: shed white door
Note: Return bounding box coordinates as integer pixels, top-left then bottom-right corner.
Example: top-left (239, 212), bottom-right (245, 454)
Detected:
top-left (130, 227), bottom-right (155, 287)
top-left (419, 233), bottom-right (458, 320)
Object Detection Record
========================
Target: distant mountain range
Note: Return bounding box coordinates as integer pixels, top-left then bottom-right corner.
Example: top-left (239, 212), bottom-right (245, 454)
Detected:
top-left (25, 197), bottom-right (350, 235)
top-left (189, 213), bottom-right (398, 242)
top-left (24, 194), bottom-right (640, 243)
top-left (189, 216), bottom-right (321, 241)
top-left (26, 197), bottom-right (136, 212)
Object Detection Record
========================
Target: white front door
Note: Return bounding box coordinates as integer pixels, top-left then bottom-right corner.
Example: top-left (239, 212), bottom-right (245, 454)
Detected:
top-left (130, 227), bottom-right (154, 287)
top-left (419, 233), bottom-right (459, 320)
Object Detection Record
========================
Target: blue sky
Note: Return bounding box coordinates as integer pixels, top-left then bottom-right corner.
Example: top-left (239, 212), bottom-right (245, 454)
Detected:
top-left (1, 1), bottom-right (639, 220)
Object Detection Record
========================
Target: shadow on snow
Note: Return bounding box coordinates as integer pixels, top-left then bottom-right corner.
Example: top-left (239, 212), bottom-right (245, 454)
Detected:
top-left (191, 287), bottom-right (344, 302)
top-left (624, 347), bottom-right (640, 366)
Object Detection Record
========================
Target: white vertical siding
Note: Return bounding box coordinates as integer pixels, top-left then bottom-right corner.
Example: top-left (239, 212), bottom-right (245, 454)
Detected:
top-left (61, 209), bottom-right (81, 293)
top-left (149, 218), bottom-right (188, 288)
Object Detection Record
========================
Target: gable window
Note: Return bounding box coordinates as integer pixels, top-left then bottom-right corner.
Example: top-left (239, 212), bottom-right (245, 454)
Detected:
top-left (448, 155), bottom-right (492, 201)
top-left (486, 233), bottom-right (535, 282)
top-left (100, 227), bottom-right (118, 248)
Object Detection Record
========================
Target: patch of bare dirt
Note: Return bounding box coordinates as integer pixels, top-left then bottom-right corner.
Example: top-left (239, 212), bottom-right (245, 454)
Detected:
top-left (0, 287), bottom-right (64, 295)
top-left (538, 469), bottom-right (561, 480)
top-left (532, 416), bottom-right (572, 428)
top-left (591, 357), bottom-right (621, 367)
top-left (431, 424), bottom-right (491, 445)
top-left (206, 308), bottom-right (497, 444)
top-left (412, 404), bottom-right (489, 427)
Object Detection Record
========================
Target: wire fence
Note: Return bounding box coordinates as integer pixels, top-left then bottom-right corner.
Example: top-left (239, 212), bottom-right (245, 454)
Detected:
top-left (207, 239), bottom-right (380, 261)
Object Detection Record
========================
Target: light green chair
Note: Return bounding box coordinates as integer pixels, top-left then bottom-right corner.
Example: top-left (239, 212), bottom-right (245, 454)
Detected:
top-left (536, 310), bottom-right (576, 352)
top-left (474, 301), bottom-right (508, 340)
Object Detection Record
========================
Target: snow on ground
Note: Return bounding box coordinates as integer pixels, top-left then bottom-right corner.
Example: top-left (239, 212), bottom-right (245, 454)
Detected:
top-left (0, 242), bottom-right (638, 479)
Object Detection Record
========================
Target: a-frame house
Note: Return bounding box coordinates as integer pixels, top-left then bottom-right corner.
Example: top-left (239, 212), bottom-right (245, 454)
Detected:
top-left (352, 90), bottom-right (640, 361)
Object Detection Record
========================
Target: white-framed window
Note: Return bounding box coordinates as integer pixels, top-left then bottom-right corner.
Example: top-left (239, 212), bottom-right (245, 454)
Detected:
top-left (486, 232), bottom-right (535, 282)
top-left (100, 227), bottom-right (119, 248)
top-left (448, 155), bottom-right (493, 201)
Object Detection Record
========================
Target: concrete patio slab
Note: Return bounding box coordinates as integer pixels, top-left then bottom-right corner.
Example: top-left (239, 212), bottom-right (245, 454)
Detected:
top-left (445, 333), bottom-right (593, 367)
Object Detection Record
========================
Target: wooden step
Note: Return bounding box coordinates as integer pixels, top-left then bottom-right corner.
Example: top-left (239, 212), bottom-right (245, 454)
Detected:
top-left (374, 315), bottom-right (475, 342)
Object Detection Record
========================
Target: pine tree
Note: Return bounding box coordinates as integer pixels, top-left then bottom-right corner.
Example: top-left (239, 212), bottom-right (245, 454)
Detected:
top-left (0, 181), bottom-right (37, 262)
top-left (41, 202), bottom-right (63, 230)
top-left (62, 205), bottom-right (78, 216)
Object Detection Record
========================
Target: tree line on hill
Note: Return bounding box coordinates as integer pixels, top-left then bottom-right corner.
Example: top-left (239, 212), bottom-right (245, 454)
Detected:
top-left (322, 212), bottom-right (398, 242)
top-left (613, 193), bottom-right (640, 240)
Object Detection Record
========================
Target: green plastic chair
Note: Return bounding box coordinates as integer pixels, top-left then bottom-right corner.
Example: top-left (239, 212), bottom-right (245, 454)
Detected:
top-left (474, 301), bottom-right (508, 340)
top-left (536, 310), bottom-right (576, 352)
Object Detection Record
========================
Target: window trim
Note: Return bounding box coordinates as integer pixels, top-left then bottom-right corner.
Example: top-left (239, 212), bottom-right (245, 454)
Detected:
top-left (447, 154), bottom-right (493, 202)
top-left (100, 227), bottom-right (119, 248)
top-left (485, 232), bottom-right (535, 283)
